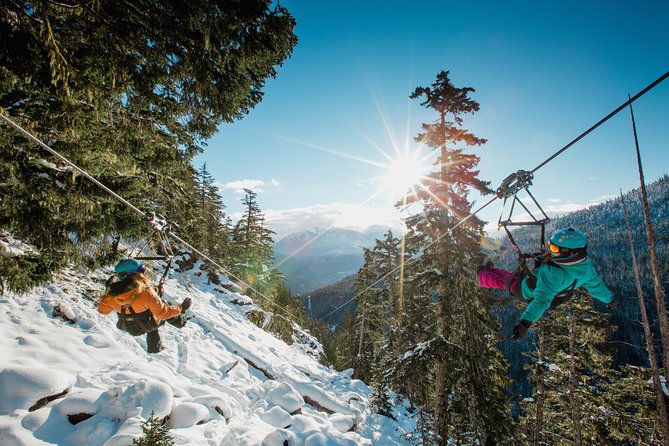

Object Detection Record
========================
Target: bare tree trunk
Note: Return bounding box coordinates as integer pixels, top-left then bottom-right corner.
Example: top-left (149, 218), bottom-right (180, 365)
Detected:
top-left (395, 232), bottom-right (406, 359)
top-left (621, 192), bottom-right (669, 444)
top-left (433, 114), bottom-right (450, 446)
top-left (353, 308), bottom-right (365, 380)
top-left (568, 299), bottom-right (583, 446)
top-left (629, 99), bottom-right (669, 382)
top-left (533, 325), bottom-right (545, 446)
top-left (434, 277), bottom-right (449, 446)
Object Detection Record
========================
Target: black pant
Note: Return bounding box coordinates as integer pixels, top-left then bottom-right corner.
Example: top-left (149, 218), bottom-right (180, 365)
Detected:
top-left (145, 313), bottom-right (188, 353)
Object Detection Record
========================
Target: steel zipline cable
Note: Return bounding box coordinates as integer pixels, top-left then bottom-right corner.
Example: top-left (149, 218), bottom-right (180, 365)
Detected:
top-left (0, 108), bottom-right (304, 321)
top-left (2, 70), bottom-right (667, 323)
top-left (319, 70), bottom-right (669, 322)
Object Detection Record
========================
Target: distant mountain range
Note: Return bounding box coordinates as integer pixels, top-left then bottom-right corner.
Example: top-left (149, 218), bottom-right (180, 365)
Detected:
top-left (272, 226), bottom-right (390, 295)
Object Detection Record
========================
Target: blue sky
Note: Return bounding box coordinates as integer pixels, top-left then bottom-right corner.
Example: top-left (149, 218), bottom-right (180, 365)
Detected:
top-left (195, 1), bottom-right (669, 239)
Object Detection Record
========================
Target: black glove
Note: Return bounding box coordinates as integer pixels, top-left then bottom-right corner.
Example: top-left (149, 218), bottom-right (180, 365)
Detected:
top-left (511, 319), bottom-right (532, 341)
top-left (180, 297), bottom-right (192, 312)
top-left (607, 298), bottom-right (619, 310)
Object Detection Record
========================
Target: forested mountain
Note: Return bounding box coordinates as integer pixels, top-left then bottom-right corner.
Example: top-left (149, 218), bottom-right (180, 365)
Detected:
top-left (299, 273), bottom-right (357, 326)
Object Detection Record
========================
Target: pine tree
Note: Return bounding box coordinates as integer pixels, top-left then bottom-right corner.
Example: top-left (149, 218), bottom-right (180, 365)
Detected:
top-left (133, 413), bottom-right (174, 446)
top-left (405, 70), bottom-right (515, 445)
top-left (193, 163), bottom-right (231, 281)
top-left (0, 1), bottom-right (297, 290)
top-left (230, 189), bottom-right (277, 289)
top-left (350, 230), bottom-right (410, 385)
top-left (519, 292), bottom-right (660, 444)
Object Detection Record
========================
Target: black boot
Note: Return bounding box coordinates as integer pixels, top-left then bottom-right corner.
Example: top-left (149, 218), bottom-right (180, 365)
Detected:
top-left (146, 329), bottom-right (164, 353)
top-left (167, 313), bottom-right (188, 328)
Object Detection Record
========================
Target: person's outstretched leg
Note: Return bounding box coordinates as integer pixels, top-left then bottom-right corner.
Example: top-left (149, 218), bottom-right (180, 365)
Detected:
top-left (477, 267), bottom-right (513, 290)
top-left (166, 313), bottom-right (187, 328)
top-left (146, 329), bottom-right (164, 353)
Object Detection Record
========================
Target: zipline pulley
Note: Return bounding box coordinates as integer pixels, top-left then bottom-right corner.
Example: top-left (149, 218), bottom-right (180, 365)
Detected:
top-left (134, 212), bottom-right (174, 296)
top-left (496, 170), bottom-right (550, 273)
top-left (496, 170), bottom-right (534, 199)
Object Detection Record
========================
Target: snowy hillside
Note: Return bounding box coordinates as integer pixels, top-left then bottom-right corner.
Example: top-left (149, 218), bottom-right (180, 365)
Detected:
top-left (0, 265), bottom-right (415, 445)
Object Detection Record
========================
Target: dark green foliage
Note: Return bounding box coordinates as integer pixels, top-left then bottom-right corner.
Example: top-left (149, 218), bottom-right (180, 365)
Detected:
top-left (403, 408), bottom-right (438, 446)
top-left (133, 413), bottom-right (174, 446)
top-left (370, 387), bottom-right (395, 420)
top-left (347, 230), bottom-right (409, 384)
top-left (0, 0), bottom-right (296, 290)
top-left (230, 189), bottom-right (280, 294)
top-left (403, 70), bottom-right (515, 445)
top-left (193, 163), bottom-right (231, 282)
top-left (519, 294), bottom-right (663, 444)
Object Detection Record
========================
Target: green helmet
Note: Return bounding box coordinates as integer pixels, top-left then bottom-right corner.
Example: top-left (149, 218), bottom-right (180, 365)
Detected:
top-left (114, 259), bottom-right (145, 276)
top-left (550, 228), bottom-right (587, 251)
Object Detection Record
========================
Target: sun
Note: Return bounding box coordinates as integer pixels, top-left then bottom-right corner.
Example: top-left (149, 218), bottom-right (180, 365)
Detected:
top-left (378, 147), bottom-right (432, 198)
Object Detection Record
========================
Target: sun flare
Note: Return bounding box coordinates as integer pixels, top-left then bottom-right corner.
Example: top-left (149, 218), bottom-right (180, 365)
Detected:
top-left (379, 148), bottom-right (432, 198)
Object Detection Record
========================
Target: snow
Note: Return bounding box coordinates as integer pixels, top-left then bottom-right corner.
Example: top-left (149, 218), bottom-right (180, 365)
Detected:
top-left (647, 375), bottom-right (669, 397)
top-left (0, 232), bottom-right (36, 258)
top-left (0, 266), bottom-right (416, 445)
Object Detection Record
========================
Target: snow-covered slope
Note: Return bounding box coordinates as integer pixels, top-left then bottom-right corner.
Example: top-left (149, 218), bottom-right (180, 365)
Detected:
top-left (0, 265), bottom-right (415, 445)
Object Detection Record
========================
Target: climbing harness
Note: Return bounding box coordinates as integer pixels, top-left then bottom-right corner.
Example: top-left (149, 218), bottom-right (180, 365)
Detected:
top-left (117, 304), bottom-right (159, 336)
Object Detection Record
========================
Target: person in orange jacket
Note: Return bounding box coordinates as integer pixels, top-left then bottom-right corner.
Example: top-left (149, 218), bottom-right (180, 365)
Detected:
top-left (99, 259), bottom-right (191, 353)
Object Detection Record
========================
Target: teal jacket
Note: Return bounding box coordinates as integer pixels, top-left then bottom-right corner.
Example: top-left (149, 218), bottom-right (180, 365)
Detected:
top-left (520, 257), bottom-right (613, 323)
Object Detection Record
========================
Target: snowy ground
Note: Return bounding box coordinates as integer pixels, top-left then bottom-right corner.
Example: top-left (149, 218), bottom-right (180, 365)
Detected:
top-left (0, 264), bottom-right (415, 445)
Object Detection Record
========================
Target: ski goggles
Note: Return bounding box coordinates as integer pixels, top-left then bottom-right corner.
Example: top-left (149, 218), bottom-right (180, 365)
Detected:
top-left (548, 242), bottom-right (562, 253)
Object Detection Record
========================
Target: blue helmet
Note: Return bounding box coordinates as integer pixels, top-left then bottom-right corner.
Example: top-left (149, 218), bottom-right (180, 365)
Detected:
top-left (549, 228), bottom-right (587, 252)
top-left (114, 259), bottom-right (145, 277)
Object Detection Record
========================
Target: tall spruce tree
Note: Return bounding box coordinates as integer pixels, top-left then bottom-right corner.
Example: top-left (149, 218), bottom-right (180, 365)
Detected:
top-left (405, 70), bottom-right (515, 444)
top-left (0, 1), bottom-right (297, 290)
top-left (230, 189), bottom-right (279, 293)
top-left (192, 163), bottom-right (231, 281)
top-left (352, 249), bottom-right (389, 383)
top-left (350, 230), bottom-right (409, 385)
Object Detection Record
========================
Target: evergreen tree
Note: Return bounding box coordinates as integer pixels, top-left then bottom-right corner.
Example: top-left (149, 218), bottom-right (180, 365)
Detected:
top-left (194, 163), bottom-right (231, 281)
top-left (133, 413), bottom-right (174, 446)
top-left (0, 0), bottom-right (297, 290)
top-left (230, 189), bottom-right (277, 289)
top-left (351, 249), bottom-right (391, 383)
top-left (350, 229), bottom-right (411, 385)
top-left (519, 292), bottom-right (660, 444)
top-left (404, 70), bottom-right (515, 444)
top-left (392, 268), bottom-right (438, 407)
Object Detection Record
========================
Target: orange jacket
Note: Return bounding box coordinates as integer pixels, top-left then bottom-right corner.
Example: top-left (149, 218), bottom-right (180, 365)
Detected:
top-left (98, 275), bottom-right (182, 323)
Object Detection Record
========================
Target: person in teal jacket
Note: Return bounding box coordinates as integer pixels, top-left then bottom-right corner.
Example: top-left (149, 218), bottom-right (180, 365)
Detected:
top-left (477, 227), bottom-right (616, 341)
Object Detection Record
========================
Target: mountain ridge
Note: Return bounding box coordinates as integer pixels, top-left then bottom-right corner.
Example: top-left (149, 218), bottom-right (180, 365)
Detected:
top-left (273, 225), bottom-right (392, 295)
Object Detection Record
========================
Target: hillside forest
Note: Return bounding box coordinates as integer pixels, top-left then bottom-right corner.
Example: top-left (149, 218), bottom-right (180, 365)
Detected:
top-left (1, 2), bottom-right (668, 445)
